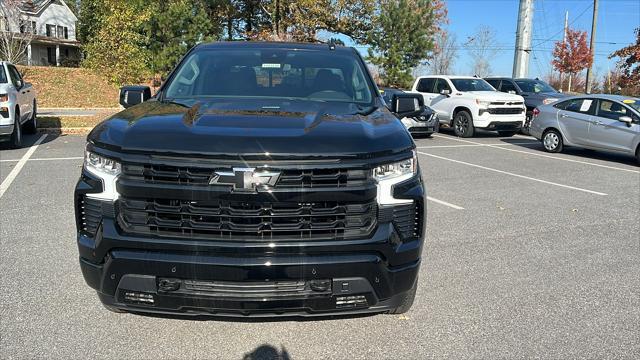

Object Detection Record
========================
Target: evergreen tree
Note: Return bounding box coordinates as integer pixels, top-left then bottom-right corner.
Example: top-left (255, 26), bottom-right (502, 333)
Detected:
top-left (366, 0), bottom-right (446, 88)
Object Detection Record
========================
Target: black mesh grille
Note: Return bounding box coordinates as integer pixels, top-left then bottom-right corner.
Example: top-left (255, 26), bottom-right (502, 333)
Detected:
top-left (78, 196), bottom-right (101, 235)
top-left (392, 203), bottom-right (421, 240)
top-left (488, 108), bottom-right (524, 115)
top-left (118, 198), bottom-right (377, 241)
top-left (121, 164), bottom-right (371, 188)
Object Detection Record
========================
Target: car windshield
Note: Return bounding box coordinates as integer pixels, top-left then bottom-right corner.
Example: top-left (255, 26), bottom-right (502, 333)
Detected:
top-left (0, 66), bottom-right (7, 83)
top-left (450, 78), bottom-right (494, 92)
top-left (514, 79), bottom-right (557, 93)
top-left (622, 98), bottom-right (640, 113)
top-left (164, 48), bottom-right (375, 105)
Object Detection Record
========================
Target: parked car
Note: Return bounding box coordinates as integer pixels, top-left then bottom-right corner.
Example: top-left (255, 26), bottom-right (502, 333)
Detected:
top-left (530, 95), bottom-right (640, 163)
top-left (409, 75), bottom-right (526, 137)
top-left (75, 42), bottom-right (427, 317)
top-left (0, 61), bottom-right (37, 148)
top-left (381, 87), bottom-right (439, 137)
top-left (485, 77), bottom-right (568, 134)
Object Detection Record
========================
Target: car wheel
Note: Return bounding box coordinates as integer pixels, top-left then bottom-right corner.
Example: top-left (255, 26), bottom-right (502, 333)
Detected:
top-left (542, 129), bottom-right (563, 153)
top-left (10, 110), bottom-right (22, 149)
top-left (498, 131), bottom-right (517, 137)
top-left (453, 111), bottom-right (474, 138)
top-left (520, 113), bottom-right (532, 135)
top-left (24, 101), bottom-right (37, 134)
top-left (388, 276), bottom-right (418, 314)
top-left (636, 146), bottom-right (640, 165)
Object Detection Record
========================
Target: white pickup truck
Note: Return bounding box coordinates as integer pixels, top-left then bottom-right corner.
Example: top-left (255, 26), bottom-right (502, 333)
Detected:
top-left (408, 75), bottom-right (526, 137)
top-left (0, 61), bottom-right (37, 148)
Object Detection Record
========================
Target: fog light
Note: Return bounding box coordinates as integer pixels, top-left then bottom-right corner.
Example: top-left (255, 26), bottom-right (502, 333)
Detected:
top-left (336, 295), bottom-right (368, 308)
top-left (123, 291), bottom-right (155, 305)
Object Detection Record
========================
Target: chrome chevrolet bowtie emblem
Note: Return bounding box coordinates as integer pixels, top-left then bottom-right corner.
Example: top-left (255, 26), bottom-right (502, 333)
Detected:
top-left (209, 167), bottom-right (280, 192)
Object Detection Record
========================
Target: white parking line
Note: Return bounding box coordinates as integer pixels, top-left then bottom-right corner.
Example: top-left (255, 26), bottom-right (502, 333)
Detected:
top-left (0, 134), bottom-right (48, 199)
top-left (426, 196), bottom-right (465, 210)
top-left (417, 142), bottom-right (539, 149)
top-left (432, 134), bottom-right (640, 174)
top-left (417, 151), bottom-right (608, 196)
top-left (0, 156), bottom-right (83, 163)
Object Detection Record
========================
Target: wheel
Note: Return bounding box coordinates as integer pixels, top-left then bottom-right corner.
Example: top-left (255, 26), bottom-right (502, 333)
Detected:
top-left (24, 101), bottom-right (37, 134)
top-left (521, 113), bottom-right (532, 135)
top-left (388, 277), bottom-right (418, 314)
top-left (636, 146), bottom-right (640, 165)
top-left (498, 130), bottom-right (517, 137)
top-left (453, 110), bottom-right (474, 137)
top-left (542, 129), bottom-right (563, 153)
top-left (9, 109), bottom-right (22, 149)
top-left (423, 132), bottom-right (433, 138)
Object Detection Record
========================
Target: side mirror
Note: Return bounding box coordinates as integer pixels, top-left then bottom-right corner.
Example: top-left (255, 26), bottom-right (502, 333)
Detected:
top-left (119, 85), bottom-right (151, 108)
top-left (15, 79), bottom-right (23, 89)
top-left (392, 93), bottom-right (424, 118)
top-left (619, 116), bottom-right (633, 125)
top-left (439, 89), bottom-right (451, 96)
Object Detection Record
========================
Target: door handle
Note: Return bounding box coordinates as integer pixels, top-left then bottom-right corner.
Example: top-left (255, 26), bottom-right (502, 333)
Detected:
top-left (593, 120), bottom-right (602, 126)
top-left (560, 113), bottom-right (569, 118)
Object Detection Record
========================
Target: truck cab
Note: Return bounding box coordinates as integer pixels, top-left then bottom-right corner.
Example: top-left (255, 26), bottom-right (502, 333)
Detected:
top-left (0, 61), bottom-right (37, 148)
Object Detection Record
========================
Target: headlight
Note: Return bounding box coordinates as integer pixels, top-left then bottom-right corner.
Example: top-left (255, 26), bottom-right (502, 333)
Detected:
top-left (373, 150), bottom-right (417, 205)
top-left (0, 93), bottom-right (8, 102)
top-left (543, 98), bottom-right (559, 105)
top-left (84, 148), bottom-right (121, 200)
top-left (85, 151), bottom-right (121, 176)
top-left (476, 99), bottom-right (491, 108)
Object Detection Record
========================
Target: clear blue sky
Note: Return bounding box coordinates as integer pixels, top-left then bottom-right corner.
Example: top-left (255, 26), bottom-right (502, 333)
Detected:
top-left (322, 0), bottom-right (639, 79)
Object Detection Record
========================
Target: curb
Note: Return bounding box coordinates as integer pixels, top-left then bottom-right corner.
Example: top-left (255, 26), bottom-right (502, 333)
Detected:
top-left (38, 127), bottom-right (93, 135)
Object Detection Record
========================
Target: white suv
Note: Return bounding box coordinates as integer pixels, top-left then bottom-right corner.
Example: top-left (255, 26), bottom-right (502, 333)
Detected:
top-left (409, 75), bottom-right (526, 137)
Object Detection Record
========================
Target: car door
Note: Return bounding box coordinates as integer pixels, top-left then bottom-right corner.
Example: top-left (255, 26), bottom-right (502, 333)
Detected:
top-left (587, 99), bottom-right (640, 153)
top-left (415, 77), bottom-right (437, 107)
top-left (430, 78), bottom-right (455, 123)
top-left (556, 98), bottom-right (595, 145)
top-left (7, 65), bottom-right (30, 123)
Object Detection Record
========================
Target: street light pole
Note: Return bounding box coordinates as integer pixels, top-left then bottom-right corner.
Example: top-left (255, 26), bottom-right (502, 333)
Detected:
top-left (512, 0), bottom-right (534, 78)
top-left (585, 0), bottom-right (598, 93)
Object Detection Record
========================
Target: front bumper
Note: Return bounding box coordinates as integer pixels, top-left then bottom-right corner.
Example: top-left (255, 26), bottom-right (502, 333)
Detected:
top-left (474, 112), bottom-right (525, 129)
top-left (76, 171), bottom-right (426, 317)
top-left (401, 116), bottom-right (439, 134)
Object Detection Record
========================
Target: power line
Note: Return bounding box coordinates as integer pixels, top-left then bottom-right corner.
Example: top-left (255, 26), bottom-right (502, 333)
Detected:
top-left (531, 2), bottom-right (593, 48)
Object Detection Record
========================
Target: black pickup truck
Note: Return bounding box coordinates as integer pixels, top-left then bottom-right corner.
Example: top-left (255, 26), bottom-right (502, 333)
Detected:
top-left (75, 42), bottom-right (426, 317)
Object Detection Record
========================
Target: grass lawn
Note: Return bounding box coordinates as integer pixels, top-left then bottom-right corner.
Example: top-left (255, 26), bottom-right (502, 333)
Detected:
top-left (18, 66), bottom-right (120, 108)
top-left (38, 114), bottom-right (112, 132)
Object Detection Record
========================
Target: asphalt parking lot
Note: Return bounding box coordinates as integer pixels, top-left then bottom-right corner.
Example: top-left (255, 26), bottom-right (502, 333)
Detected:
top-left (1, 130), bottom-right (638, 359)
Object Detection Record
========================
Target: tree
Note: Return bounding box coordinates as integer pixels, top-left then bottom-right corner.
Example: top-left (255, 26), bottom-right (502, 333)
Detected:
top-left (551, 28), bottom-right (593, 93)
top-left (77, 0), bottom-right (105, 45)
top-left (609, 27), bottom-right (639, 94)
top-left (83, 0), bottom-right (151, 86)
top-left (429, 29), bottom-right (457, 75)
top-left (0, 0), bottom-right (34, 64)
top-left (146, 0), bottom-right (218, 77)
top-left (463, 25), bottom-right (498, 77)
top-left (366, 0), bottom-right (447, 88)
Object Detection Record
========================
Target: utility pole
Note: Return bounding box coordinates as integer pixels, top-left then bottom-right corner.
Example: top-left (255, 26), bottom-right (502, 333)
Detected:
top-left (585, 0), bottom-right (598, 93)
top-left (559, 11), bottom-right (568, 92)
top-left (513, 0), bottom-right (534, 78)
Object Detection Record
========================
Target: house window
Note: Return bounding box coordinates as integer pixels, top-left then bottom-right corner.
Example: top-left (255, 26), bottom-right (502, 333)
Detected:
top-left (46, 24), bottom-right (56, 37)
top-left (31, 21), bottom-right (37, 34)
top-left (19, 20), bottom-right (26, 33)
top-left (64, 27), bottom-right (68, 39)
top-left (57, 25), bottom-right (63, 38)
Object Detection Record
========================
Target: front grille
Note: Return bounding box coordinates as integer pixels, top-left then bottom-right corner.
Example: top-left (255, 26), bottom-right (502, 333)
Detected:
top-left (488, 108), bottom-right (524, 115)
top-left (392, 203), bottom-right (422, 240)
top-left (78, 196), bottom-right (101, 235)
top-left (118, 198), bottom-right (377, 241)
top-left (121, 164), bottom-right (371, 188)
top-left (166, 279), bottom-right (332, 298)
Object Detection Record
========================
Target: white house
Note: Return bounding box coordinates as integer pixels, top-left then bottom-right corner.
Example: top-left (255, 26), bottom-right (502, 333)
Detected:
top-left (2, 0), bottom-right (80, 66)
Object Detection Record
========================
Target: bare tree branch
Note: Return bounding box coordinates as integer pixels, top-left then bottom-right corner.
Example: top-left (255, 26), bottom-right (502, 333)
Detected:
top-left (0, 0), bottom-right (34, 64)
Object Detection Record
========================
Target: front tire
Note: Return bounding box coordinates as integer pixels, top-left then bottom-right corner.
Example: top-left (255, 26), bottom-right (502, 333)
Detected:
top-left (9, 110), bottom-right (22, 149)
top-left (24, 101), bottom-right (37, 134)
top-left (542, 129), bottom-right (563, 153)
top-left (453, 110), bottom-right (474, 138)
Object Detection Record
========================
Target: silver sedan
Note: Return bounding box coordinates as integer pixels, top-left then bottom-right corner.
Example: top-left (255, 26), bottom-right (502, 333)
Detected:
top-left (530, 94), bottom-right (640, 164)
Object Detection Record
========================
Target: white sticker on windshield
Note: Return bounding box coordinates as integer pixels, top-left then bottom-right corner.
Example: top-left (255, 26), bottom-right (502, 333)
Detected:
top-left (262, 63), bottom-right (281, 69)
top-left (580, 100), bottom-right (593, 112)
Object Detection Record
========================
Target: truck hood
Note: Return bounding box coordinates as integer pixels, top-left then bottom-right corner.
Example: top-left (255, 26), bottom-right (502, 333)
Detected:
top-left (88, 99), bottom-right (413, 159)
top-left (464, 91), bottom-right (525, 102)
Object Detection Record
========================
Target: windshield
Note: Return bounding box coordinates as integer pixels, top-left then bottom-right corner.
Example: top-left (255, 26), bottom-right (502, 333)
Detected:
top-left (164, 48), bottom-right (375, 105)
top-left (451, 78), bottom-right (494, 92)
top-left (515, 79), bottom-right (557, 93)
top-left (0, 66), bottom-right (7, 84)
